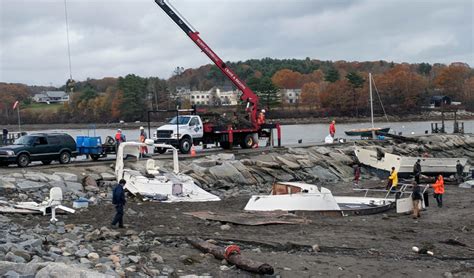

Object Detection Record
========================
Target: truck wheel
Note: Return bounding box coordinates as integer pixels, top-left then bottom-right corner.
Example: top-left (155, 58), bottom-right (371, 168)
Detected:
top-left (17, 154), bottom-right (30, 167)
top-left (179, 137), bottom-right (192, 154)
top-left (90, 154), bottom-right (100, 161)
top-left (240, 134), bottom-right (255, 149)
top-left (220, 141), bottom-right (231, 150)
top-left (59, 151), bottom-right (71, 164)
top-left (41, 160), bottom-right (52, 165)
top-left (155, 147), bottom-right (167, 154)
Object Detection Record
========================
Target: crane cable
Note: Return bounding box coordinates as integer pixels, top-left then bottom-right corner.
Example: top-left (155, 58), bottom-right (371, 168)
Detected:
top-left (63, 0), bottom-right (73, 82)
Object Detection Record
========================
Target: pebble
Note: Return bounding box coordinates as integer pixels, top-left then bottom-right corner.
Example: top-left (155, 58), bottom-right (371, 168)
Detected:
top-left (443, 272), bottom-right (453, 278)
top-left (312, 244), bottom-right (320, 252)
top-left (109, 254), bottom-right (120, 263)
top-left (220, 265), bottom-right (230, 271)
top-left (74, 248), bottom-right (90, 258)
top-left (128, 255), bottom-right (140, 263)
top-left (220, 224), bottom-right (231, 231)
top-left (150, 252), bottom-right (164, 264)
top-left (87, 252), bottom-right (100, 260)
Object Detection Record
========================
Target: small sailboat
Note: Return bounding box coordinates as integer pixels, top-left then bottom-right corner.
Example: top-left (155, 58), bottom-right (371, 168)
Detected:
top-left (345, 73), bottom-right (390, 138)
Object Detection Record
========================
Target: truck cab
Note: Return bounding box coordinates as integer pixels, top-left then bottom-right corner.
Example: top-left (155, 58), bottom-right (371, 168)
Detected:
top-left (154, 115), bottom-right (203, 154)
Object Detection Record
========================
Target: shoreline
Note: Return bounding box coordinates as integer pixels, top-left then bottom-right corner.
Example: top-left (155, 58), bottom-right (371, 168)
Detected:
top-left (2, 114), bottom-right (473, 131)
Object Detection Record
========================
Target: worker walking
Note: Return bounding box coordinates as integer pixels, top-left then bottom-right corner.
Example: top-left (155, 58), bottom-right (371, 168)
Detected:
top-left (353, 163), bottom-right (361, 188)
top-left (329, 120), bottom-right (336, 138)
top-left (387, 166), bottom-right (398, 190)
top-left (456, 160), bottom-right (464, 183)
top-left (111, 179), bottom-right (127, 228)
top-left (411, 182), bottom-right (423, 219)
top-left (413, 159), bottom-right (422, 184)
top-left (432, 175), bottom-right (445, 208)
top-left (114, 129), bottom-right (126, 153)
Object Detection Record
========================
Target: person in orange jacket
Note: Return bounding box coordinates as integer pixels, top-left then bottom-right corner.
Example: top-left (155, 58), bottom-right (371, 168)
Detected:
top-left (329, 120), bottom-right (336, 138)
top-left (432, 175), bottom-right (445, 208)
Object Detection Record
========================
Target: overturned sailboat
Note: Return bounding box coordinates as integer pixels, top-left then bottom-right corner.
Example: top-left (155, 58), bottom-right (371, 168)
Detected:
top-left (244, 182), bottom-right (396, 216)
top-left (354, 146), bottom-right (470, 177)
top-left (115, 141), bottom-right (220, 202)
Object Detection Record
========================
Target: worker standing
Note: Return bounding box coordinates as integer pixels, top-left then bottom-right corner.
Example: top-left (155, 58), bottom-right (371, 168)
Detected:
top-left (2, 128), bottom-right (8, 146)
top-left (456, 160), bottom-right (464, 183)
top-left (257, 109), bottom-right (266, 125)
top-left (139, 126), bottom-right (148, 158)
top-left (387, 166), bottom-right (398, 190)
top-left (353, 163), bottom-right (361, 188)
top-left (432, 175), bottom-right (445, 208)
top-left (413, 159), bottom-right (422, 184)
top-left (329, 120), bottom-right (336, 138)
top-left (114, 129), bottom-right (126, 153)
top-left (411, 182), bottom-right (423, 219)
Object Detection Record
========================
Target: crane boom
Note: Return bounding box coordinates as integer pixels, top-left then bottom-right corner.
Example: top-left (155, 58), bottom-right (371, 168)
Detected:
top-left (154, 0), bottom-right (260, 128)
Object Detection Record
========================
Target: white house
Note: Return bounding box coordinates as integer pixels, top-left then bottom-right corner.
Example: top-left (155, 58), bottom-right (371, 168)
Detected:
top-left (280, 89), bottom-right (301, 104)
top-left (189, 86), bottom-right (239, 106)
top-left (33, 91), bottom-right (69, 103)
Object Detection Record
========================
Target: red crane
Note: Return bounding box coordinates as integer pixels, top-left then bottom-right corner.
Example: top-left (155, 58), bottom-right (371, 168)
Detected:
top-left (154, 0), bottom-right (260, 128)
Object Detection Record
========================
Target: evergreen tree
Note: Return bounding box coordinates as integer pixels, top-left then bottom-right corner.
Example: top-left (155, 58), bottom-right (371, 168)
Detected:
top-left (247, 76), bottom-right (280, 109)
top-left (118, 74), bottom-right (147, 121)
top-left (324, 68), bottom-right (340, 83)
top-left (346, 71), bottom-right (364, 89)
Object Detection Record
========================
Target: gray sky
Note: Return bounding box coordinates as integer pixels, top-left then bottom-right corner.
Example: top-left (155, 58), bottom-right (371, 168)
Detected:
top-left (1, 0), bottom-right (472, 86)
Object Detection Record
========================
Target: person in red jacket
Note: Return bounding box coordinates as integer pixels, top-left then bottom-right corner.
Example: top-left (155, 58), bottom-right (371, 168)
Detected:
top-left (432, 175), bottom-right (445, 208)
top-left (329, 120), bottom-right (336, 138)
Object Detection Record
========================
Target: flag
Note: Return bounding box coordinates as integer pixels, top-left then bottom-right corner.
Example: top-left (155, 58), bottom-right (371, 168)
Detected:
top-left (12, 101), bottom-right (19, 110)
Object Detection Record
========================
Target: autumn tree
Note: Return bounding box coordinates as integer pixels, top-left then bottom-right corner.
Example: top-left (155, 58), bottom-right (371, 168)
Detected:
top-left (300, 82), bottom-right (320, 110)
top-left (434, 65), bottom-right (471, 100)
top-left (271, 69), bottom-right (303, 89)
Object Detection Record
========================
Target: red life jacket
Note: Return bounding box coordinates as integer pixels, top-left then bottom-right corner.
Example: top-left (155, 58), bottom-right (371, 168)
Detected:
top-left (115, 133), bottom-right (123, 142)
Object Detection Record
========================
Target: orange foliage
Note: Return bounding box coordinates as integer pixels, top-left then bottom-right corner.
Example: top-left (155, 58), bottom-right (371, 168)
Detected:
top-left (271, 69), bottom-right (303, 89)
top-left (434, 65), bottom-right (471, 99)
top-left (300, 82), bottom-right (321, 109)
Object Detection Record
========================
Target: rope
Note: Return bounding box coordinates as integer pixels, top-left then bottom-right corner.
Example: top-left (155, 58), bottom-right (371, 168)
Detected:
top-left (64, 0), bottom-right (73, 80)
top-left (371, 75), bottom-right (389, 123)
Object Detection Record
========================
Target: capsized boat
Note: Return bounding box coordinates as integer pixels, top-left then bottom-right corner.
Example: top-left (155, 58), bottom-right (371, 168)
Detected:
top-left (354, 146), bottom-right (470, 177)
top-left (244, 182), bottom-right (396, 216)
top-left (345, 127), bottom-right (391, 137)
top-left (115, 141), bottom-right (220, 202)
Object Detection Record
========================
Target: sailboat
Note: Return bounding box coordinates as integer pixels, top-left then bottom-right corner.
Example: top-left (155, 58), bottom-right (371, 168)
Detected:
top-left (345, 73), bottom-right (390, 137)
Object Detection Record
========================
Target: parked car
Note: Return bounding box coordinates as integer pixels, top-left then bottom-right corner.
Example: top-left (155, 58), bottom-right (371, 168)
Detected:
top-left (0, 133), bottom-right (78, 167)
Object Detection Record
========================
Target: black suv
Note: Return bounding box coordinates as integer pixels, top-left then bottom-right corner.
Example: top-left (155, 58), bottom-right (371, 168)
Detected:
top-left (0, 133), bottom-right (78, 167)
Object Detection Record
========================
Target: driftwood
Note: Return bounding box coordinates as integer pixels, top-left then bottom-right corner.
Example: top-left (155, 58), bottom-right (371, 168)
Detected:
top-left (186, 237), bottom-right (274, 275)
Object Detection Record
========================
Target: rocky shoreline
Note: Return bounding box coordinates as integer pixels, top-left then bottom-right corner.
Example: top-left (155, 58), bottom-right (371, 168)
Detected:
top-left (0, 134), bottom-right (473, 276)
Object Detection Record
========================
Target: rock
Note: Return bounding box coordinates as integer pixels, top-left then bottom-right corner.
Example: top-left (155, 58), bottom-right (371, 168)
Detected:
top-left (459, 180), bottom-right (474, 189)
top-left (5, 252), bottom-right (26, 263)
top-left (15, 180), bottom-right (46, 191)
top-left (283, 267), bottom-right (292, 271)
top-left (80, 258), bottom-right (91, 264)
top-left (443, 272), bottom-right (453, 278)
top-left (124, 265), bottom-right (137, 273)
top-left (220, 224), bottom-right (231, 231)
top-left (252, 248), bottom-right (262, 253)
top-left (12, 249), bottom-right (31, 261)
top-left (382, 214), bottom-right (389, 220)
top-left (217, 153), bottom-right (235, 160)
top-left (109, 255), bottom-right (120, 263)
top-left (19, 239), bottom-right (42, 249)
top-left (209, 162), bottom-right (251, 185)
top-left (24, 172), bottom-right (49, 182)
top-left (87, 252), bottom-right (100, 261)
top-left (100, 173), bottom-right (116, 181)
top-left (128, 255), bottom-right (140, 263)
top-left (125, 230), bottom-right (137, 236)
top-left (4, 270), bottom-right (21, 278)
top-left (53, 172), bottom-right (78, 182)
top-left (275, 156), bottom-right (300, 169)
top-left (111, 245), bottom-right (121, 253)
top-left (74, 248), bottom-right (90, 258)
top-left (312, 244), bottom-right (320, 252)
top-left (35, 262), bottom-right (114, 278)
top-left (0, 179), bottom-right (16, 191)
top-left (220, 265), bottom-right (230, 271)
top-left (150, 252), bottom-right (164, 264)
top-left (304, 165), bottom-right (339, 182)
top-left (65, 182), bottom-right (83, 192)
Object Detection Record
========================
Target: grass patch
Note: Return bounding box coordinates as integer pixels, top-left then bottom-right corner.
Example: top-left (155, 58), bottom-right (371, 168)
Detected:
top-left (23, 102), bottom-right (64, 112)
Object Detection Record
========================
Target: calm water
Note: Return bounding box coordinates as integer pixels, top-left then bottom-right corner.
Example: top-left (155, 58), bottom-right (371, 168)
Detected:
top-left (26, 119), bottom-right (474, 146)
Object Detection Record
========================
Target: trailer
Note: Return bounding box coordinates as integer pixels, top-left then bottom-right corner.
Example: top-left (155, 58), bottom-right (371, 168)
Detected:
top-left (76, 136), bottom-right (116, 161)
top-left (153, 0), bottom-right (281, 153)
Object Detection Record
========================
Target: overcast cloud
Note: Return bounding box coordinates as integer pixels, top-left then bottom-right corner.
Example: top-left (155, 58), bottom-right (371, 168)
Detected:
top-left (0, 0), bottom-right (472, 86)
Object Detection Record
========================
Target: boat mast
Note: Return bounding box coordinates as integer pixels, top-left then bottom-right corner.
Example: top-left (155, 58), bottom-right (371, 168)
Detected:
top-left (369, 73), bottom-right (375, 139)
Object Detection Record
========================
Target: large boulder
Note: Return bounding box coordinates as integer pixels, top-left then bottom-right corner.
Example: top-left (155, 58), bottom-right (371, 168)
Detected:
top-left (15, 180), bottom-right (46, 191)
top-left (35, 262), bottom-right (115, 278)
top-left (209, 162), bottom-right (250, 185)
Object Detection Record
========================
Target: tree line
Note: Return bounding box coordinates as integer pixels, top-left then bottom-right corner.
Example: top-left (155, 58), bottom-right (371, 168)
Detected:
top-left (0, 59), bottom-right (472, 125)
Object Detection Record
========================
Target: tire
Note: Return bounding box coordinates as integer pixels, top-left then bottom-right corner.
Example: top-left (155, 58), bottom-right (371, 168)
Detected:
top-left (90, 154), bottom-right (100, 161)
top-left (179, 137), bottom-right (192, 154)
top-left (17, 154), bottom-right (30, 168)
top-left (240, 134), bottom-right (255, 149)
top-left (41, 160), bottom-right (52, 165)
top-left (220, 141), bottom-right (231, 150)
top-left (155, 147), bottom-right (167, 154)
top-left (59, 151), bottom-right (71, 164)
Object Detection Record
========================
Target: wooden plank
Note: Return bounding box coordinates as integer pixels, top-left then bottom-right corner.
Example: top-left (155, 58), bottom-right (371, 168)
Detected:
top-left (184, 211), bottom-right (310, 226)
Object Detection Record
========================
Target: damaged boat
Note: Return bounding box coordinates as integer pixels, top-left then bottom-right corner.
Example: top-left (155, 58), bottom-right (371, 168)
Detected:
top-left (244, 182), bottom-right (397, 216)
top-left (115, 141), bottom-right (220, 202)
top-left (354, 146), bottom-right (470, 177)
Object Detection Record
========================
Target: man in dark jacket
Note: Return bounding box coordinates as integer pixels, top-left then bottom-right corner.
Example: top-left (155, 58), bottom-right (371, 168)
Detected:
top-left (111, 179), bottom-right (127, 228)
top-left (456, 160), bottom-right (464, 183)
top-left (413, 159), bottom-right (422, 184)
top-left (411, 182), bottom-right (423, 219)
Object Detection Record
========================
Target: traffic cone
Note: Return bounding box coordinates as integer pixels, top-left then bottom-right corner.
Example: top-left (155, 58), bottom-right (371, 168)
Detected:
top-left (190, 145), bottom-right (196, 157)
